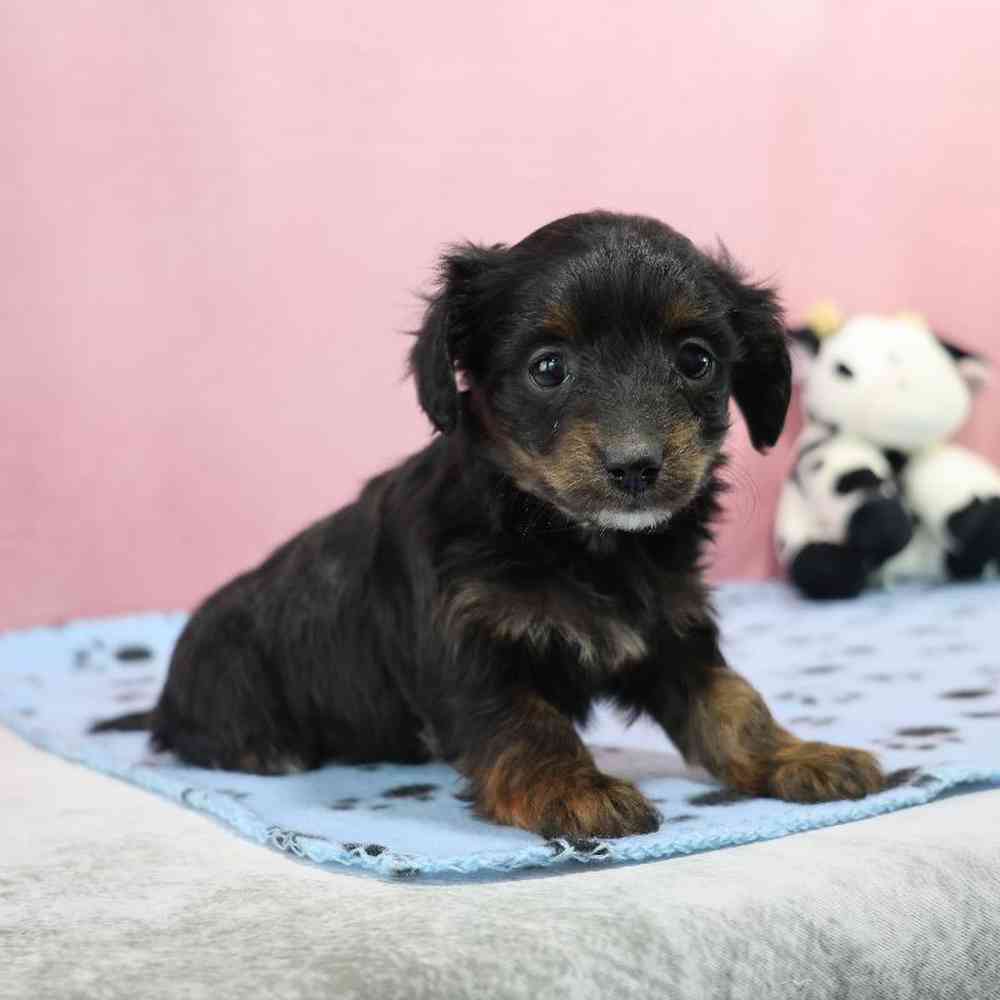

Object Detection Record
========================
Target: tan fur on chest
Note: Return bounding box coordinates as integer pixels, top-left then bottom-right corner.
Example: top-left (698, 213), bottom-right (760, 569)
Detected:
top-left (439, 580), bottom-right (648, 670)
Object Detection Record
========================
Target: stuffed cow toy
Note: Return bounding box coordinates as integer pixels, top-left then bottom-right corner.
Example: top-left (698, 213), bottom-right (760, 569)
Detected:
top-left (775, 306), bottom-right (1000, 598)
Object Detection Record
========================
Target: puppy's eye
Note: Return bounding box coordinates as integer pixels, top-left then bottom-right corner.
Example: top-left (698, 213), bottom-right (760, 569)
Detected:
top-left (529, 353), bottom-right (568, 388)
top-left (835, 362), bottom-right (854, 379)
top-left (676, 342), bottom-right (715, 381)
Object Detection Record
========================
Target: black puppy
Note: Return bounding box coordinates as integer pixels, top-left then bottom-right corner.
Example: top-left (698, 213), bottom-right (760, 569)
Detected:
top-left (97, 211), bottom-right (884, 838)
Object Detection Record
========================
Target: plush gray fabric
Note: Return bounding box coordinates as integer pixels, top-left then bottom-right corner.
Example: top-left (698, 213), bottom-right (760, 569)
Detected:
top-left (3, 726), bottom-right (999, 1000)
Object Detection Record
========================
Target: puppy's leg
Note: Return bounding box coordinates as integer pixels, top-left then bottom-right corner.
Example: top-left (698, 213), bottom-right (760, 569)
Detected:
top-left (618, 656), bottom-right (884, 803)
top-left (458, 693), bottom-right (661, 839)
top-left (682, 667), bottom-right (883, 801)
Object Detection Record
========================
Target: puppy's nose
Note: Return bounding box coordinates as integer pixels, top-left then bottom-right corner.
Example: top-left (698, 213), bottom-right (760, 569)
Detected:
top-left (603, 441), bottom-right (663, 497)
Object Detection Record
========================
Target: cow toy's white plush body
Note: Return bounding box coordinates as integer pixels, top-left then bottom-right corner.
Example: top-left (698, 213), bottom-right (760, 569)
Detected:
top-left (775, 312), bottom-right (1000, 598)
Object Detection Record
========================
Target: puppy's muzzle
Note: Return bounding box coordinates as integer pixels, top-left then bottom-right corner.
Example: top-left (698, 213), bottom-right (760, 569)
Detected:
top-left (602, 439), bottom-right (663, 498)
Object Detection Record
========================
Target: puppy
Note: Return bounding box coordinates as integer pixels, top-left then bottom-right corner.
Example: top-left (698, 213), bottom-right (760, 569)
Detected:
top-left (97, 211), bottom-right (884, 838)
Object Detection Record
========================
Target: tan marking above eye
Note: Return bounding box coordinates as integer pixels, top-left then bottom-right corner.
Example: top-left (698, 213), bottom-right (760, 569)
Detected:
top-left (542, 302), bottom-right (578, 338)
top-left (664, 297), bottom-right (707, 327)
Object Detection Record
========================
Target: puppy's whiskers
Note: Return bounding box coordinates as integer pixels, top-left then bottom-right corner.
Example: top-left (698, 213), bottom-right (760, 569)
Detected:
top-left (720, 461), bottom-right (761, 522)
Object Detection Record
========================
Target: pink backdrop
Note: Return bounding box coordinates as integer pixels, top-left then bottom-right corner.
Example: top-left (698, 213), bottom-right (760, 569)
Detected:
top-left (5, 1), bottom-right (1000, 629)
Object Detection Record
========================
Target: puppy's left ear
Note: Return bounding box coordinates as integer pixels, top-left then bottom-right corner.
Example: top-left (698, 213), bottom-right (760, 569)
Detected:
top-left (409, 243), bottom-right (505, 433)
top-left (713, 249), bottom-right (791, 451)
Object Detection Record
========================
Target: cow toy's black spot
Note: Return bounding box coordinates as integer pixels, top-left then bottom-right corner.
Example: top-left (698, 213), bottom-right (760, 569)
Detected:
top-left (330, 797), bottom-right (359, 811)
top-left (801, 664), bottom-right (841, 676)
top-left (941, 688), bottom-right (993, 700)
top-left (669, 814), bottom-right (698, 823)
top-left (115, 645), bottom-right (152, 663)
top-left (836, 468), bottom-right (883, 494)
top-left (963, 710), bottom-right (1000, 719)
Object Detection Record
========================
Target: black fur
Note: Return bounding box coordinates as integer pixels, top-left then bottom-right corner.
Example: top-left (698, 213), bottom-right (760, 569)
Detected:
top-left (946, 496), bottom-right (1000, 579)
top-left (788, 499), bottom-right (914, 600)
top-left (93, 211), bottom-right (829, 834)
top-left (788, 543), bottom-right (870, 600)
top-left (847, 497), bottom-right (914, 562)
top-left (835, 468), bottom-right (883, 494)
top-left (710, 249), bottom-right (790, 450)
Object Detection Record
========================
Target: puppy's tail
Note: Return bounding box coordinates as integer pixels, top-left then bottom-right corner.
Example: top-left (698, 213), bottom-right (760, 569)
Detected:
top-left (89, 710), bottom-right (154, 733)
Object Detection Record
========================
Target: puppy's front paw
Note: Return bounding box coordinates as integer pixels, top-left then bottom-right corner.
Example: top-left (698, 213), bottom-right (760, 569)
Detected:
top-left (768, 741), bottom-right (884, 803)
top-left (533, 774), bottom-right (662, 840)
top-left (478, 770), bottom-right (661, 839)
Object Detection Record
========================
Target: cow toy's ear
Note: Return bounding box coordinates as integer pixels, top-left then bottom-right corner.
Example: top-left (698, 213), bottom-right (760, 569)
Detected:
top-left (787, 325), bottom-right (821, 385)
top-left (787, 301), bottom-right (843, 385)
top-left (940, 338), bottom-right (991, 396)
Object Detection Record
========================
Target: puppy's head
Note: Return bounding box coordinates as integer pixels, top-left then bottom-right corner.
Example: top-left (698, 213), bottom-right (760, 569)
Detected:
top-left (410, 211), bottom-right (790, 531)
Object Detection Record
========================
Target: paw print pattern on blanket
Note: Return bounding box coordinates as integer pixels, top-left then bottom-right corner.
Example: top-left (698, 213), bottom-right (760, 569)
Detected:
top-left (1, 585), bottom-right (998, 878)
top-left (715, 583), bottom-right (999, 773)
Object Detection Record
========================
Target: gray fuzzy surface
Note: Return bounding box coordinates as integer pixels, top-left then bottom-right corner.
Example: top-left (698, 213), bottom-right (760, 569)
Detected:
top-left (3, 725), bottom-right (998, 1000)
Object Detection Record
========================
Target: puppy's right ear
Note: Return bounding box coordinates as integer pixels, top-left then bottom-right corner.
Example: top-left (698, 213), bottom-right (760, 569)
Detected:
top-left (409, 243), bottom-right (505, 433)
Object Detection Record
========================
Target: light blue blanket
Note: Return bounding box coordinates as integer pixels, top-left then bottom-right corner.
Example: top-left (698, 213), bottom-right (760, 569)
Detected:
top-left (2, 581), bottom-right (998, 879)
